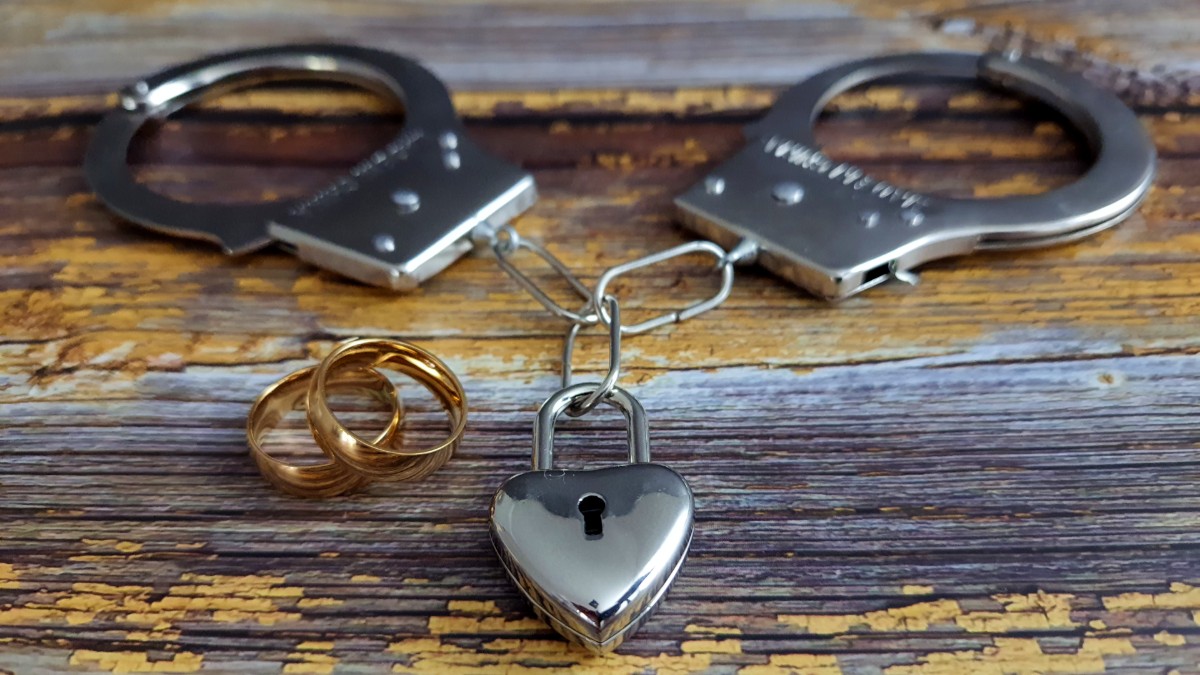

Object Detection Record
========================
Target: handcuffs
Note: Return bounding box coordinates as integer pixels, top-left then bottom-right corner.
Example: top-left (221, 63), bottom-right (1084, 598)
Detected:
top-left (86, 44), bottom-right (1155, 301)
top-left (85, 44), bottom-right (536, 290)
top-left (83, 43), bottom-right (1157, 653)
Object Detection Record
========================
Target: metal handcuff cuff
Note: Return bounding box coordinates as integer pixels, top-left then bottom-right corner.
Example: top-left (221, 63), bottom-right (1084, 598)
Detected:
top-left (85, 44), bottom-right (1155, 653)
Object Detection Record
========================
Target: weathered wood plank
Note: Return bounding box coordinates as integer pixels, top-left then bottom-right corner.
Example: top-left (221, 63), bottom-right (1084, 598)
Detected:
top-left (3, 1), bottom-right (1200, 673)
top-left (3, 0), bottom-right (1198, 104)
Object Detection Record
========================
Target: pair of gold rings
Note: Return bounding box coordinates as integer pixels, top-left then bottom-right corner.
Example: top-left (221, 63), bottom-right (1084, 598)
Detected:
top-left (246, 338), bottom-right (467, 497)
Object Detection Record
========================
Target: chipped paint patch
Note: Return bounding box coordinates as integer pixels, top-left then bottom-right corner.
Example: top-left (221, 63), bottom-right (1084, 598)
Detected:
top-left (446, 600), bottom-right (500, 615)
top-left (685, 624), bottom-right (743, 635)
top-left (884, 636), bottom-right (1133, 674)
top-left (427, 614), bottom-right (545, 634)
top-left (0, 570), bottom-right (307, 629)
top-left (297, 597), bottom-right (343, 608)
top-left (351, 574), bottom-right (381, 583)
top-left (738, 653), bottom-right (842, 674)
top-left (956, 592), bottom-right (1076, 632)
top-left (1154, 631), bottom-right (1186, 646)
top-left (388, 637), bottom-right (714, 672)
top-left (283, 651), bottom-right (338, 674)
top-left (0, 563), bottom-right (19, 589)
top-left (902, 585), bottom-right (934, 595)
top-left (780, 599), bottom-right (962, 634)
top-left (68, 649), bottom-right (202, 673)
top-left (1103, 582), bottom-right (1200, 611)
top-left (780, 592), bottom-right (1080, 636)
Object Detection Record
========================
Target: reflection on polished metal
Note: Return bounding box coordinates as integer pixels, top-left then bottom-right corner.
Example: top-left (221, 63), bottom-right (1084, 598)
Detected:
top-left (490, 384), bottom-right (694, 653)
top-left (484, 222), bottom-right (744, 341)
top-left (307, 338), bottom-right (467, 480)
top-left (676, 51), bottom-right (1157, 300)
top-left (592, 240), bottom-right (736, 335)
top-left (247, 366), bottom-right (401, 498)
top-left (561, 295), bottom-right (621, 417)
top-left (480, 223), bottom-right (597, 326)
top-left (85, 44), bottom-right (536, 290)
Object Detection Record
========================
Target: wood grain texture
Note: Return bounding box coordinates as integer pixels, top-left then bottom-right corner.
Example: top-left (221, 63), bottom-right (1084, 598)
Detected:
top-left (3, 1), bottom-right (1200, 673)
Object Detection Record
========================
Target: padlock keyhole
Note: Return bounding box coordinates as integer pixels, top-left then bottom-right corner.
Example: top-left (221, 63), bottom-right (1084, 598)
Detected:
top-left (578, 494), bottom-right (606, 537)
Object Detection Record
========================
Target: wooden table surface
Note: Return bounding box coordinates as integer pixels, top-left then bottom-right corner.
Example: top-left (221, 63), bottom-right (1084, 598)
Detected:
top-left (3, 1), bottom-right (1199, 673)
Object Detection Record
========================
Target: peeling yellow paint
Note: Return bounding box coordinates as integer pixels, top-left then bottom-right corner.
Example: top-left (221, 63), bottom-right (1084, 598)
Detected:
top-left (297, 597), bottom-right (343, 608)
top-left (284, 651), bottom-right (338, 674)
top-left (885, 636), bottom-right (1133, 674)
top-left (646, 136), bottom-right (709, 166)
top-left (72, 583), bottom-right (151, 595)
top-left (685, 624), bottom-right (743, 635)
top-left (0, 563), bottom-right (19, 589)
top-left (1154, 631), bottom-right (1186, 646)
top-left (388, 637), bottom-right (714, 673)
top-left (69, 649), bottom-right (203, 674)
top-left (351, 574), bottom-right (381, 583)
top-left (1103, 582), bottom-right (1200, 611)
top-left (780, 591), bottom-right (1081, 637)
top-left (427, 614), bottom-right (545, 634)
top-left (895, 128), bottom-right (1063, 160)
top-left (780, 599), bottom-right (962, 634)
top-left (902, 585), bottom-right (934, 595)
top-left (955, 592), bottom-right (1076, 632)
top-left (738, 653), bottom-right (842, 675)
top-left (828, 86), bottom-right (919, 113)
top-left (211, 609), bottom-right (299, 625)
top-left (447, 600), bottom-right (500, 615)
top-left (85, 85), bottom-right (777, 118)
top-left (0, 570), bottom-right (307, 629)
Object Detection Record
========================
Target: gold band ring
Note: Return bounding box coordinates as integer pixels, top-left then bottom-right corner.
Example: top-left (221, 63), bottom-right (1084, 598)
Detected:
top-left (247, 366), bottom-right (401, 498)
top-left (308, 338), bottom-right (467, 480)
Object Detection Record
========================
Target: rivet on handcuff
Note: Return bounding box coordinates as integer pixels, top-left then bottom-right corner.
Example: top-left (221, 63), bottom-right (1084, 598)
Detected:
top-left (85, 44), bottom-right (1156, 653)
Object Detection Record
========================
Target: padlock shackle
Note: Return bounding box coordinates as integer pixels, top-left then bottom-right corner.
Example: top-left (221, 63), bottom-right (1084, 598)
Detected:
top-left (532, 384), bottom-right (651, 470)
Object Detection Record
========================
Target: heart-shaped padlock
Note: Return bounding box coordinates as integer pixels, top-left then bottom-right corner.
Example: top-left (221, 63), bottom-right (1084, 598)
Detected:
top-left (490, 383), bottom-right (694, 653)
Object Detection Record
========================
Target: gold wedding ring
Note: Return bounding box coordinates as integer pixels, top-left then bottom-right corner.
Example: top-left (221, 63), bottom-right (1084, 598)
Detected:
top-left (246, 338), bottom-right (466, 496)
top-left (247, 366), bottom-right (401, 498)
top-left (308, 338), bottom-right (468, 481)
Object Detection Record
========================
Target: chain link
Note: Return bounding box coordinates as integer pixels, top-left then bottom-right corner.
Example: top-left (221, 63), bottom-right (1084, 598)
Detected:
top-left (476, 222), bottom-right (752, 416)
top-left (479, 224), bottom-right (597, 325)
top-left (561, 295), bottom-right (621, 417)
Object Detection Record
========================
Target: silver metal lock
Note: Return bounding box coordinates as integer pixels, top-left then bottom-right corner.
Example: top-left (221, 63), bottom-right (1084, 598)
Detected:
top-left (85, 44), bottom-right (536, 290)
top-left (489, 383), bottom-right (694, 653)
top-left (676, 51), bottom-right (1157, 300)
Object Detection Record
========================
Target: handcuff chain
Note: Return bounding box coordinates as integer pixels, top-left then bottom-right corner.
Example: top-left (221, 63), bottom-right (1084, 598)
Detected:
top-left (475, 223), bottom-right (757, 417)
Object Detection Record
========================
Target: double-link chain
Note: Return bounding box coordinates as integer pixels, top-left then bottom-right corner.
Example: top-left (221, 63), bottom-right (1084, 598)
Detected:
top-left (473, 223), bottom-right (757, 416)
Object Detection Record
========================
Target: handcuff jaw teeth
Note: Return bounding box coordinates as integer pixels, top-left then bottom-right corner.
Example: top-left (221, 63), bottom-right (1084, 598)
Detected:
top-left (85, 43), bottom-right (536, 290)
top-left (676, 51), bottom-right (1156, 301)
